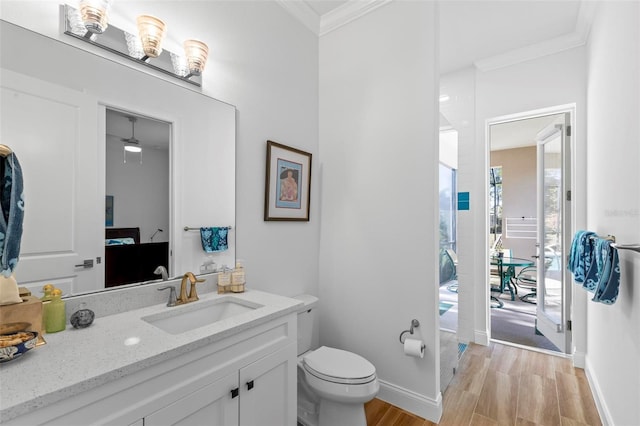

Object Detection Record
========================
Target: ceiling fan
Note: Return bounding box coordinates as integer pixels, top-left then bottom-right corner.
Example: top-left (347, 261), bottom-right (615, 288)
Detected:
top-left (122, 116), bottom-right (142, 153)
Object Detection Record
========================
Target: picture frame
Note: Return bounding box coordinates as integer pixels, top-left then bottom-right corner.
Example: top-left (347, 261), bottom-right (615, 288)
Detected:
top-left (264, 140), bottom-right (312, 221)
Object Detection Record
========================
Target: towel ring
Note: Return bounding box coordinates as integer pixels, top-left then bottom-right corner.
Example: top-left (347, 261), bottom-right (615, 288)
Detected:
top-left (399, 319), bottom-right (420, 344)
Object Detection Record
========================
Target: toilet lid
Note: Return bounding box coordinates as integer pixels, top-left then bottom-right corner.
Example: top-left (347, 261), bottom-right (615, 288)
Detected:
top-left (303, 346), bottom-right (376, 385)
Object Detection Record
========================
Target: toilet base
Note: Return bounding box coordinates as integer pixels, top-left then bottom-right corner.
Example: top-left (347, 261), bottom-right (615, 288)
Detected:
top-left (318, 399), bottom-right (366, 426)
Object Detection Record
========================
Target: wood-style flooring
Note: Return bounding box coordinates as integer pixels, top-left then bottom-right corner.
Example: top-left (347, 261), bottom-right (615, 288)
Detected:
top-left (364, 342), bottom-right (602, 426)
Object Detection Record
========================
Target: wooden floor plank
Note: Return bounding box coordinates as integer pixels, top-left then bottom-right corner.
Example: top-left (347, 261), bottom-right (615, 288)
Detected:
top-left (475, 369), bottom-right (519, 424)
top-left (517, 374), bottom-right (561, 425)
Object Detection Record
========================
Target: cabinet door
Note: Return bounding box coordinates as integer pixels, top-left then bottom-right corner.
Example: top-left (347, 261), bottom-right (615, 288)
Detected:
top-left (144, 371), bottom-right (239, 426)
top-left (239, 343), bottom-right (297, 426)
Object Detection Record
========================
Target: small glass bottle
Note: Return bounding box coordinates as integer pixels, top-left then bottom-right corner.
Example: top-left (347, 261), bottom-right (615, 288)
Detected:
top-left (44, 288), bottom-right (66, 333)
top-left (40, 284), bottom-right (54, 302)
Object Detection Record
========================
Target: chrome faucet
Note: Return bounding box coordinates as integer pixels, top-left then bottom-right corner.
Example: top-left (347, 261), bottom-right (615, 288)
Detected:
top-left (158, 286), bottom-right (177, 307)
top-left (154, 266), bottom-right (169, 281)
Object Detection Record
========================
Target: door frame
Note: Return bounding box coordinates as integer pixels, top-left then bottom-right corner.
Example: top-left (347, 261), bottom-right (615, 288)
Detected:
top-left (484, 103), bottom-right (576, 354)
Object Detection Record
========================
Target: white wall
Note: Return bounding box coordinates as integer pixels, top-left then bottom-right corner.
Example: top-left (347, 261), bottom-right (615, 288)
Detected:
top-left (105, 136), bottom-right (169, 243)
top-left (0, 1), bottom-right (320, 297)
top-left (319, 1), bottom-right (441, 421)
top-left (585, 1), bottom-right (640, 424)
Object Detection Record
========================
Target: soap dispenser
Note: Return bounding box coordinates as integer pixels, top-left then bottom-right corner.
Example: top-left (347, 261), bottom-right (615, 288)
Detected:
top-left (44, 288), bottom-right (66, 333)
top-left (230, 261), bottom-right (245, 293)
top-left (217, 265), bottom-right (231, 293)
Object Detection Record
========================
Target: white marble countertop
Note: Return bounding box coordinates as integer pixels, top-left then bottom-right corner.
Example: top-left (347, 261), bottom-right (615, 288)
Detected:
top-left (0, 288), bottom-right (302, 423)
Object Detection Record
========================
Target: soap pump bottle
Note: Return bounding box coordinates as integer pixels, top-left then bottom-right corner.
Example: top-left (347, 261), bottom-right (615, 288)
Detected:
top-left (231, 261), bottom-right (246, 292)
top-left (44, 288), bottom-right (66, 333)
top-left (40, 283), bottom-right (54, 302)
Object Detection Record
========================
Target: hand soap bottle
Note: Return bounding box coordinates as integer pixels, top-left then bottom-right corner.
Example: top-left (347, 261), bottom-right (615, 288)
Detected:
top-left (217, 265), bottom-right (231, 293)
top-left (44, 288), bottom-right (66, 333)
top-left (230, 261), bottom-right (245, 293)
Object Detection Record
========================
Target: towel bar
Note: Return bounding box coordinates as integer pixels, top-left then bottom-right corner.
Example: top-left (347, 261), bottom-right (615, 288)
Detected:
top-left (184, 226), bottom-right (233, 231)
top-left (611, 243), bottom-right (640, 253)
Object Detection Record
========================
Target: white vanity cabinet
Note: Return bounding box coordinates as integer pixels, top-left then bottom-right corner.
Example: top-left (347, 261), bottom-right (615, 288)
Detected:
top-left (144, 343), bottom-right (295, 426)
top-left (4, 313), bottom-right (297, 426)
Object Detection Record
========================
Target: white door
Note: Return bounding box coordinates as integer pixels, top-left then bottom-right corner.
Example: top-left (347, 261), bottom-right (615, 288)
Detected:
top-left (535, 113), bottom-right (572, 353)
top-left (0, 69), bottom-right (103, 296)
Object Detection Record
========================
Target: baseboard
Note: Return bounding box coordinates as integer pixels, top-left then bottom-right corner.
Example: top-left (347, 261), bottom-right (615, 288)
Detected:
top-left (474, 329), bottom-right (490, 346)
top-left (572, 349), bottom-right (585, 368)
top-left (376, 379), bottom-right (442, 423)
top-left (584, 356), bottom-right (613, 426)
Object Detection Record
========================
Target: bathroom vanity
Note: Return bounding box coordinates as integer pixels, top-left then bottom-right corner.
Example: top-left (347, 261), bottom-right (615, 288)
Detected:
top-left (0, 287), bottom-right (301, 425)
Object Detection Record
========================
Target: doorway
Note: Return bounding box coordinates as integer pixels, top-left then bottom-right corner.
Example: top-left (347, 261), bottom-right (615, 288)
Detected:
top-left (486, 105), bottom-right (574, 354)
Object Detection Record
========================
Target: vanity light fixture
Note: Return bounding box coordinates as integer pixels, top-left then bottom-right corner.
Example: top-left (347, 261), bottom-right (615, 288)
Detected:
top-left (62, 4), bottom-right (208, 87)
top-left (79, 0), bottom-right (113, 35)
top-left (183, 39), bottom-right (209, 78)
top-left (136, 15), bottom-right (167, 61)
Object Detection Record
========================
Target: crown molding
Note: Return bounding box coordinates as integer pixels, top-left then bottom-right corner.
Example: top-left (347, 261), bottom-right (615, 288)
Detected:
top-left (319, 0), bottom-right (393, 36)
top-left (275, 0), bottom-right (320, 35)
top-left (475, 0), bottom-right (596, 72)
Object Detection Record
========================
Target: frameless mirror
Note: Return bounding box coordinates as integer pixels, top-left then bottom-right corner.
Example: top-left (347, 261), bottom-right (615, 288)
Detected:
top-left (0, 20), bottom-right (236, 297)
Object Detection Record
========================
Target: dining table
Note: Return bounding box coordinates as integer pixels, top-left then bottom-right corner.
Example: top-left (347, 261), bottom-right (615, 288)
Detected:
top-left (490, 255), bottom-right (535, 305)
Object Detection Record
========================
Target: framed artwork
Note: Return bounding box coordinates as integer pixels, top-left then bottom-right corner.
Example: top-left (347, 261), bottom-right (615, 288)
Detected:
top-left (264, 140), bottom-right (312, 221)
top-left (105, 195), bottom-right (114, 226)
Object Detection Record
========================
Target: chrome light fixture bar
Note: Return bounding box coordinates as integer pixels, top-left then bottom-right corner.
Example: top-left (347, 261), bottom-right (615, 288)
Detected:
top-left (62, 4), bottom-right (204, 87)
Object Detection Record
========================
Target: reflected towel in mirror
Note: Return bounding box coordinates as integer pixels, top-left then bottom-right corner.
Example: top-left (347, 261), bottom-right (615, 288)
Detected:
top-left (200, 227), bottom-right (229, 253)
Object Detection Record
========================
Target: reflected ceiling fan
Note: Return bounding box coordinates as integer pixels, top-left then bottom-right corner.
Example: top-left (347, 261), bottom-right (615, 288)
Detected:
top-left (122, 116), bottom-right (142, 163)
top-left (122, 116), bottom-right (142, 153)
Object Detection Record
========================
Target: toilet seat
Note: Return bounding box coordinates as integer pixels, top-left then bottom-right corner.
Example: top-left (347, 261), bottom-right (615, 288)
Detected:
top-left (303, 346), bottom-right (376, 385)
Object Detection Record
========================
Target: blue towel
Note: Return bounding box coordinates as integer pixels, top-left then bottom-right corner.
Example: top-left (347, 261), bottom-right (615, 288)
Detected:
top-left (583, 237), bottom-right (607, 292)
top-left (200, 227), bottom-right (229, 253)
top-left (0, 152), bottom-right (24, 277)
top-left (568, 230), bottom-right (595, 283)
top-left (592, 242), bottom-right (621, 305)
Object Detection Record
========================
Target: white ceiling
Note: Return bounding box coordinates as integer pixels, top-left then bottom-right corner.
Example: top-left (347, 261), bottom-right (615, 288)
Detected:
top-left (106, 109), bottom-right (171, 150)
top-left (304, 0), bottom-right (350, 16)
top-left (490, 114), bottom-right (564, 151)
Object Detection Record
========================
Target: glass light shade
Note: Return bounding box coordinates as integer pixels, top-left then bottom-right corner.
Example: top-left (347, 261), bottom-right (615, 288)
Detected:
top-left (124, 31), bottom-right (145, 59)
top-left (183, 39), bottom-right (209, 76)
top-left (79, 0), bottom-right (113, 34)
top-left (137, 15), bottom-right (166, 58)
top-left (124, 144), bottom-right (142, 153)
top-left (170, 53), bottom-right (189, 77)
top-left (67, 7), bottom-right (97, 40)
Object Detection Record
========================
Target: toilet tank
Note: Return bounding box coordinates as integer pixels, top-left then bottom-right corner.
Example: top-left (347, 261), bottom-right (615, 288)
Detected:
top-left (293, 294), bottom-right (319, 355)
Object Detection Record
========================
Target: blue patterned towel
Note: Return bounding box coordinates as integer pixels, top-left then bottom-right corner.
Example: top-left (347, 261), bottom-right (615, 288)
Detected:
top-left (592, 241), bottom-right (621, 305)
top-left (568, 230), bottom-right (595, 283)
top-left (200, 227), bottom-right (229, 253)
top-left (0, 152), bottom-right (24, 277)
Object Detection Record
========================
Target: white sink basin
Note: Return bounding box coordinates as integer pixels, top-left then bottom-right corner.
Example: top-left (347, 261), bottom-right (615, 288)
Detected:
top-left (142, 297), bottom-right (263, 335)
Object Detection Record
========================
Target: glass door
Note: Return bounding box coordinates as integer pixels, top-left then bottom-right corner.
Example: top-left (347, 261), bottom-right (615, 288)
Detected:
top-left (535, 113), bottom-right (571, 353)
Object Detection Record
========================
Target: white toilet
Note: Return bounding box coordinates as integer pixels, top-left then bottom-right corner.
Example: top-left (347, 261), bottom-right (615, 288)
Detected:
top-left (294, 295), bottom-right (379, 426)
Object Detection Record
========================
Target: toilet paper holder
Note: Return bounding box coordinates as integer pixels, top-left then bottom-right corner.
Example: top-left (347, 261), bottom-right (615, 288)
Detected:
top-left (399, 319), bottom-right (420, 344)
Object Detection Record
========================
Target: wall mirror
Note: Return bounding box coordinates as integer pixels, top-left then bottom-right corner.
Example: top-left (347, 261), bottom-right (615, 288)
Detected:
top-left (0, 20), bottom-right (236, 297)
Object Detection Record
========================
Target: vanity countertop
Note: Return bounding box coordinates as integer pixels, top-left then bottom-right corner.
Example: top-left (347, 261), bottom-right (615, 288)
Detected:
top-left (0, 289), bottom-right (302, 423)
